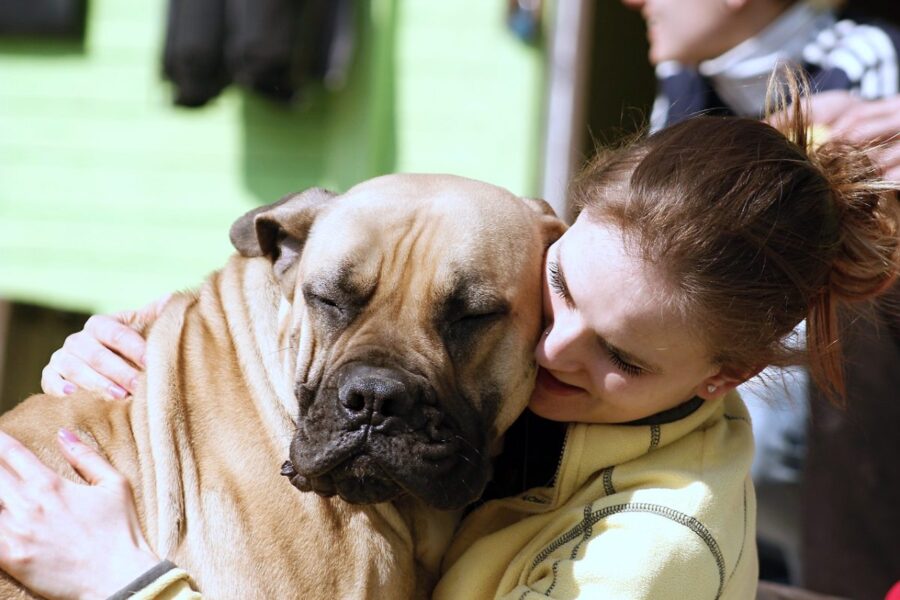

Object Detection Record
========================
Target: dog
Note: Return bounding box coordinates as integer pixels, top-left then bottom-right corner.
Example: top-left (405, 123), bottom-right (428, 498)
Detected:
top-left (0, 174), bottom-right (564, 598)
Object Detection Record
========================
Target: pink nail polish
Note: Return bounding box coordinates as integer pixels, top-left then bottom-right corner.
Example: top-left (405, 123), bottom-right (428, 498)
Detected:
top-left (63, 383), bottom-right (77, 395)
top-left (139, 354), bottom-right (147, 368)
top-left (109, 384), bottom-right (128, 399)
top-left (58, 428), bottom-right (79, 444)
top-left (130, 377), bottom-right (140, 392)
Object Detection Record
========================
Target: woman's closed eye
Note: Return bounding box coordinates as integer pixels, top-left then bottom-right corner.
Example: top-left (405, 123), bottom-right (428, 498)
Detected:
top-left (548, 260), bottom-right (575, 308)
top-left (605, 345), bottom-right (644, 377)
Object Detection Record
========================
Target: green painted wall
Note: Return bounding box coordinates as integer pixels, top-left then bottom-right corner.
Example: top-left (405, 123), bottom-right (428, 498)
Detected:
top-left (0, 0), bottom-right (544, 314)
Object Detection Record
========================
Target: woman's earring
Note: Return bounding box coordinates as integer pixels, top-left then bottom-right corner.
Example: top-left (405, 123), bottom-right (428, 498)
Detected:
top-left (707, 384), bottom-right (717, 394)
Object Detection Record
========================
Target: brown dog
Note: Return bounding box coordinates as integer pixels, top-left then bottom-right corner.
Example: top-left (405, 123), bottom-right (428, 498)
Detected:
top-left (0, 174), bottom-right (564, 598)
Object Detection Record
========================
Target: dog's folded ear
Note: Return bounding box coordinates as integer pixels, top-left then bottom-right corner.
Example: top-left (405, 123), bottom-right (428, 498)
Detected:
top-left (520, 197), bottom-right (568, 247)
top-left (230, 187), bottom-right (337, 285)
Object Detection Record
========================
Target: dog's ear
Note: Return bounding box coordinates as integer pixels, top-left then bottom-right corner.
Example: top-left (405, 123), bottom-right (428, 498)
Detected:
top-left (520, 197), bottom-right (567, 247)
top-left (230, 187), bottom-right (337, 283)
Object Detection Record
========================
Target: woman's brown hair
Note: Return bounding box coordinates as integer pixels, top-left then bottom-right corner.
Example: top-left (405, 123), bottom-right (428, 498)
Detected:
top-left (570, 72), bottom-right (899, 403)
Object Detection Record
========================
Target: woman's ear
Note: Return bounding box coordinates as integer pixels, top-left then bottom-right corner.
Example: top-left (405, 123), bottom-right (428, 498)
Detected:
top-left (695, 366), bottom-right (760, 401)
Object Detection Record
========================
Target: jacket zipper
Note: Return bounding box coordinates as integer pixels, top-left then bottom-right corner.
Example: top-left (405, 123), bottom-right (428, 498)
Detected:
top-left (547, 424), bottom-right (571, 489)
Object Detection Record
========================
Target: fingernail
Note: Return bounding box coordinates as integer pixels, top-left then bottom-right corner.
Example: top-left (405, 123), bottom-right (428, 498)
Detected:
top-left (58, 428), bottom-right (80, 444)
top-left (129, 377), bottom-right (140, 392)
top-left (109, 384), bottom-right (128, 399)
top-left (63, 383), bottom-right (77, 395)
top-left (139, 354), bottom-right (147, 368)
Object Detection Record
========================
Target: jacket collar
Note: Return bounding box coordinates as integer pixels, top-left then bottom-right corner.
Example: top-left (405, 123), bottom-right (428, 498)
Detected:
top-left (548, 393), bottom-right (743, 507)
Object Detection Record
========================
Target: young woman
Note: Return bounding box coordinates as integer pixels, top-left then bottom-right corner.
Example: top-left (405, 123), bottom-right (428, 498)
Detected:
top-left (1, 88), bottom-right (897, 599)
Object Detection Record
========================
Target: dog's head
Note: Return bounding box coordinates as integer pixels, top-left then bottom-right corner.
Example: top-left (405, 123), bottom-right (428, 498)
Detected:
top-left (230, 174), bottom-right (565, 510)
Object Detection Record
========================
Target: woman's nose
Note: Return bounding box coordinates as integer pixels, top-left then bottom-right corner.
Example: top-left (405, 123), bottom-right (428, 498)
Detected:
top-left (539, 313), bottom-right (584, 369)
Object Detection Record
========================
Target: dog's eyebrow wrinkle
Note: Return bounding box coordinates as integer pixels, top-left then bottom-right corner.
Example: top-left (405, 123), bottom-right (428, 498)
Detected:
top-left (439, 273), bottom-right (507, 318)
top-left (336, 263), bottom-right (376, 304)
top-left (308, 261), bottom-right (376, 306)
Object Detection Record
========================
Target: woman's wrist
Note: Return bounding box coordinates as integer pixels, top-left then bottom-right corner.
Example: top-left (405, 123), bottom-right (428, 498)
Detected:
top-left (86, 550), bottom-right (162, 600)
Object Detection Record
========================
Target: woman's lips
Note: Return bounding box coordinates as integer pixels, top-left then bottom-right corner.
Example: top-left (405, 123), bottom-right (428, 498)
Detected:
top-left (535, 367), bottom-right (584, 396)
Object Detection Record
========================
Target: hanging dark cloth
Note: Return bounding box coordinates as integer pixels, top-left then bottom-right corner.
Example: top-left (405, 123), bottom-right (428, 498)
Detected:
top-left (0, 0), bottom-right (87, 37)
top-left (225, 0), bottom-right (303, 102)
top-left (162, 0), bottom-right (355, 107)
top-left (162, 0), bottom-right (229, 107)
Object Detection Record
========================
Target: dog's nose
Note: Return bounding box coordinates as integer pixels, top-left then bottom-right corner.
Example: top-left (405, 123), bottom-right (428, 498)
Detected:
top-left (338, 365), bottom-right (415, 420)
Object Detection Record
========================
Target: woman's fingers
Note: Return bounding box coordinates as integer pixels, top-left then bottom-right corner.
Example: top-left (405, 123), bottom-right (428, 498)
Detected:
top-left (83, 315), bottom-right (147, 369)
top-left (830, 97), bottom-right (900, 144)
top-left (56, 429), bottom-right (124, 491)
top-left (871, 142), bottom-right (900, 183)
top-left (47, 347), bottom-right (129, 400)
top-left (0, 431), bottom-right (59, 484)
top-left (40, 364), bottom-right (76, 397)
top-left (804, 90), bottom-right (862, 126)
top-left (40, 312), bottom-right (149, 398)
top-left (831, 101), bottom-right (897, 137)
top-left (38, 298), bottom-right (165, 399)
top-left (0, 432), bottom-right (61, 517)
top-left (0, 462), bottom-right (28, 516)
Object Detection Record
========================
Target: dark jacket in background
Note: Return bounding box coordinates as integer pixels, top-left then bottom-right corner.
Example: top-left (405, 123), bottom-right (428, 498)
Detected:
top-left (163, 0), bottom-right (354, 107)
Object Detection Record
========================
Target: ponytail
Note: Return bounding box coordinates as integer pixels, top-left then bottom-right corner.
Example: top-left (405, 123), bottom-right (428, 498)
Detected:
top-left (767, 67), bottom-right (900, 402)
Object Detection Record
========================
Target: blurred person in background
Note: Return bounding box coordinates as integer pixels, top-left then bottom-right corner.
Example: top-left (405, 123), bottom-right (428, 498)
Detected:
top-left (621, 0), bottom-right (900, 596)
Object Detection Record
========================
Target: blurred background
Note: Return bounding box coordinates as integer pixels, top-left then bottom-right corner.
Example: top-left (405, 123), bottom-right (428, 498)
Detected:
top-left (1, 1), bottom-right (898, 599)
top-left (0, 0), bottom-right (655, 407)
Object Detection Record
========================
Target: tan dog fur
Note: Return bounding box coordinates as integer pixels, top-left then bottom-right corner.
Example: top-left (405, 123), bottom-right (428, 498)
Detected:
top-left (0, 174), bottom-right (563, 599)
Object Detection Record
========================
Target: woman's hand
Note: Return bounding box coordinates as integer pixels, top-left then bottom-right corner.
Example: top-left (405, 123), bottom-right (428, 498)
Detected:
top-left (0, 429), bottom-right (159, 600)
top-left (804, 91), bottom-right (900, 181)
top-left (41, 294), bottom-right (171, 400)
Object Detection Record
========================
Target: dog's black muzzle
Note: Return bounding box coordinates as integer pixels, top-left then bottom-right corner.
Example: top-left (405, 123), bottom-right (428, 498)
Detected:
top-left (283, 361), bottom-right (490, 509)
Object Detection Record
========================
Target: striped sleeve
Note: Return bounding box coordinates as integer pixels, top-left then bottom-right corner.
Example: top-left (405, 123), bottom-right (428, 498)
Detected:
top-left (804, 18), bottom-right (900, 98)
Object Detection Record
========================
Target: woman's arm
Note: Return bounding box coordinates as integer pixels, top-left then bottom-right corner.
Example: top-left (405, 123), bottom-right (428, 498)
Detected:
top-left (41, 295), bottom-right (171, 400)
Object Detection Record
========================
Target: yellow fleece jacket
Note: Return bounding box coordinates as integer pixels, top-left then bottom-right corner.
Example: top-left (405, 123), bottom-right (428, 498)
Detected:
top-left (123, 394), bottom-right (755, 600)
top-left (115, 567), bottom-right (200, 600)
top-left (432, 392), bottom-right (758, 600)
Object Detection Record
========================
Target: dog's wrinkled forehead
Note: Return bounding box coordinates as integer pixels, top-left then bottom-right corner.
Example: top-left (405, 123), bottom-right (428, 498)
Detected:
top-left (299, 174), bottom-right (538, 286)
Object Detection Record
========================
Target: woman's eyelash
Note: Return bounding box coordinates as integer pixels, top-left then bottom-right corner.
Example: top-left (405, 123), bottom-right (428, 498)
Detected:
top-left (547, 260), bottom-right (572, 303)
top-left (606, 347), bottom-right (643, 377)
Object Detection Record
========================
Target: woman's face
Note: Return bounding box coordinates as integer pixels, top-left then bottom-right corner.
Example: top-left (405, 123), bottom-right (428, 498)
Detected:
top-left (530, 217), bottom-right (735, 424)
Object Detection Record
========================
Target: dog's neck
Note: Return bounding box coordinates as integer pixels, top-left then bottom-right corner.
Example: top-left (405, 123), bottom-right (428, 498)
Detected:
top-left (131, 256), bottom-right (300, 554)
top-left (390, 496), bottom-right (463, 592)
top-left (216, 255), bottom-right (300, 437)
